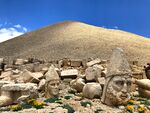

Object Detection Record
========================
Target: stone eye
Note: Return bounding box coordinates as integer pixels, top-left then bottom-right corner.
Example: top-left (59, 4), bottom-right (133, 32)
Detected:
top-left (127, 81), bottom-right (131, 86)
top-left (115, 81), bottom-right (124, 86)
top-left (50, 83), bottom-right (55, 86)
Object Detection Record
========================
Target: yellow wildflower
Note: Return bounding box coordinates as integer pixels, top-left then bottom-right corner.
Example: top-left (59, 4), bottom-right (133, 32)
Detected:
top-left (138, 105), bottom-right (145, 113)
top-left (127, 105), bottom-right (134, 112)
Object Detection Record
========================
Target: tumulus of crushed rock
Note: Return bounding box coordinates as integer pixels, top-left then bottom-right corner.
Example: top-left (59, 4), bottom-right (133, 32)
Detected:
top-left (0, 21), bottom-right (150, 65)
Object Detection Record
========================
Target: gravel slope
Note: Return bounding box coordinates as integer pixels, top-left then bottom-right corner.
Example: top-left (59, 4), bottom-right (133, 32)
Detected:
top-left (0, 21), bottom-right (150, 65)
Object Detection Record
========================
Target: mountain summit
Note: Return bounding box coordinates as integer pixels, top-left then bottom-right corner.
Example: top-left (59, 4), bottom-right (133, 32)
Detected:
top-left (0, 21), bottom-right (150, 64)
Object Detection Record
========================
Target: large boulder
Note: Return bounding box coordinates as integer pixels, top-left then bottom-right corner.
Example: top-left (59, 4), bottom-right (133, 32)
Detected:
top-left (0, 83), bottom-right (38, 106)
top-left (82, 83), bottom-right (102, 99)
top-left (135, 79), bottom-right (150, 98)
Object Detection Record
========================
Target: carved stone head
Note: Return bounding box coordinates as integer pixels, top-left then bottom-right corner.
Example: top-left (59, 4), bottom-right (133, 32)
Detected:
top-left (45, 65), bottom-right (60, 98)
top-left (101, 48), bottom-right (132, 106)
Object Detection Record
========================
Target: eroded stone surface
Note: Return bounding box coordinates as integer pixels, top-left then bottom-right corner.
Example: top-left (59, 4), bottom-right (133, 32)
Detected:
top-left (135, 79), bottom-right (150, 98)
top-left (45, 65), bottom-right (60, 98)
top-left (83, 83), bottom-right (102, 99)
top-left (61, 69), bottom-right (78, 79)
top-left (70, 78), bottom-right (85, 92)
top-left (86, 58), bottom-right (101, 67)
top-left (1, 83), bottom-right (37, 91)
top-left (101, 48), bottom-right (132, 106)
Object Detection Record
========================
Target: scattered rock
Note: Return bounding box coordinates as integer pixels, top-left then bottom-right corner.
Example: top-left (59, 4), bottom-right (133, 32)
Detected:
top-left (70, 78), bottom-right (85, 92)
top-left (61, 69), bottom-right (78, 79)
top-left (70, 59), bottom-right (82, 67)
top-left (86, 58), bottom-right (101, 67)
top-left (83, 83), bottom-right (102, 99)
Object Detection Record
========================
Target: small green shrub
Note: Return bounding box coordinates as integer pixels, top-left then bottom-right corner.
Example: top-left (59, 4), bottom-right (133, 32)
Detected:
top-left (64, 95), bottom-right (73, 100)
top-left (144, 99), bottom-right (150, 105)
top-left (80, 101), bottom-right (92, 107)
top-left (21, 103), bottom-right (32, 109)
top-left (44, 97), bottom-right (62, 104)
top-left (61, 104), bottom-right (75, 113)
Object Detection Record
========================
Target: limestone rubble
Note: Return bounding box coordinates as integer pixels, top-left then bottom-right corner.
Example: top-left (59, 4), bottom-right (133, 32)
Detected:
top-left (0, 52), bottom-right (149, 112)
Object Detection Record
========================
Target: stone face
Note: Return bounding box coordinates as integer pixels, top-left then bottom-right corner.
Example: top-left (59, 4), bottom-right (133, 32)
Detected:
top-left (101, 48), bottom-right (132, 106)
top-left (61, 69), bottom-right (78, 79)
top-left (70, 78), bottom-right (85, 92)
top-left (83, 83), bottom-right (102, 99)
top-left (86, 58), bottom-right (101, 67)
top-left (85, 66), bottom-right (101, 82)
top-left (45, 65), bottom-right (60, 98)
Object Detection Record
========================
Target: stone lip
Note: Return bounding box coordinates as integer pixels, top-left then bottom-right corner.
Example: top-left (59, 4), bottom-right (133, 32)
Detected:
top-left (1, 83), bottom-right (37, 91)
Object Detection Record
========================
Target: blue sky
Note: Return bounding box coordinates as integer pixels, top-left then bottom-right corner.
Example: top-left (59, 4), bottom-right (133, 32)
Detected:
top-left (0, 0), bottom-right (150, 42)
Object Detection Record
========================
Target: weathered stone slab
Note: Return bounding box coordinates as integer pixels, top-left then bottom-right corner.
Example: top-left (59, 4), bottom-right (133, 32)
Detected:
top-left (0, 81), bottom-right (14, 95)
top-left (18, 69), bottom-right (40, 83)
top-left (70, 59), bottom-right (82, 67)
top-left (60, 69), bottom-right (78, 79)
top-left (1, 83), bottom-right (37, 91)
top-left (86, 58), bottom-right (101, 67)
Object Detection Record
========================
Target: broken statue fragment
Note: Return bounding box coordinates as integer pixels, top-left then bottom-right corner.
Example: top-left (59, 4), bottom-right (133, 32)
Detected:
top-left (45, 65), bottom-right (60, 98)
top-left (101, 48), bottom-right (132, 106)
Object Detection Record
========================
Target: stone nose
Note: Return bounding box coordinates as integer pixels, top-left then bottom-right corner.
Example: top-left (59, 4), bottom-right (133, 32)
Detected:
top-left (121, 83), bottom-right (127, 93)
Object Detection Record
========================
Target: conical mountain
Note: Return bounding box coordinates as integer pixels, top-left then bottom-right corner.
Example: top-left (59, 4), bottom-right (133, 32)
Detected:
top-left (0, 21), bottom-right (150, 65)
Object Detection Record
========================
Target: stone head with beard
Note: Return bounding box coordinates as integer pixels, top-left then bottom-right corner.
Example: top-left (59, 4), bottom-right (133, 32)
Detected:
top-left (45, 65), bottom-right (60, 98)
top-left (101, 48), bottom-right (132, 106)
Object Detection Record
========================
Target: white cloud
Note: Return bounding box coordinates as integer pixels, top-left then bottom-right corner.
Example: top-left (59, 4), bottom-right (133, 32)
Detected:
top-left (0, 24), bottom-right (28, 43)
top-left (23, 27), bottom-right (27, 32)
top-left (114, 26), bottom-right (119, 29)
top-left (14, 24), bottom-right (22, 28)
